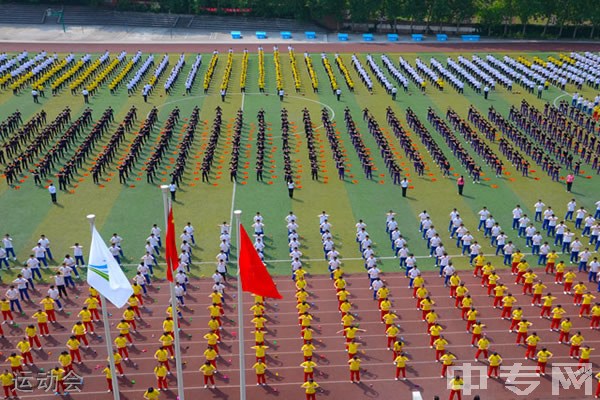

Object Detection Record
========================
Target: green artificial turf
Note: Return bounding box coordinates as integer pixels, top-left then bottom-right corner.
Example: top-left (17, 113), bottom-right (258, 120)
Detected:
top-left (0, 49), bottom-right (597, 281)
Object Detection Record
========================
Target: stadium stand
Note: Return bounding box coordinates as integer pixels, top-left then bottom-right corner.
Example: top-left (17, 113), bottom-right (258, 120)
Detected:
top-left (0, 3), bottom-right (48, 25)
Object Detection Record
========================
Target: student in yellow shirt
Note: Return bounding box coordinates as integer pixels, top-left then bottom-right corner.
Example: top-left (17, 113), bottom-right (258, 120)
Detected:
top-left (508, 305), bottom-right (524, 331)
top-left (204, 346), bottom-right (218, 369)
top-left (392, 339), bottom-right (404, 361)
top-left (433, 335), bottom-right (449, 361)
top-left (559, 317), bottom-right (573, 343)
top-left (25, 324), bottom-right (42, 350)
top-left (297, 289), bottom-right (309, 304)
top-left (115, 334), bottom-right (130, 360)
top-left (154, 346), bottom-right (171, 373)
top-left (471, 321), bottom-right (486, 345)
top-left (252, 359), bottom-right (267, 386)
top-left (0, 369), bottom-right (16, 398)
top-left (564, 270), bottom-right (577, 294)
top-left (466, 308), bottom-right (478, 331)
top-left (501, 293), bottom-right (517, 319)
top-left (143, 387), bottom-right (160, 400)
top-left (546, 251), bottom-right (559, 274)
top-left (448, 375), bottom-right (463, 400)
top-left (78, 307), bottom-right (95, 335)
top-left (487, 352), bottom-right (502, 378)
top-left (590, 302), bottom-right (600, 329)
top-left (159, 331), bottom-right (174, 358)
top-left (58, 351), bottom-right (73, 373)
top-left (348, 356), bottom-right (361, 383)
top-left (339, 299), bottom-right (352, 317)
top-left (50, 367), bottom-right (65, 395)
top-left (109, 351), bottom-right (124, 376)
top-left (154, 362), bottom-right (168, 390)
top-left (301, 379), bottom-right (319, 400)
top-left (337, 325), bottom-right (365, 343)
top-left (71, 321), bottom-right (89, 348)
top-left (383, 311), bottom-right (398, 331)
top-left (536, 348), bottom-right (553, 376)
top-left (16, 337), bottom-right (33, 366)
top-left (84, 295), bottom-right (101, 321)
top-left (515, 319), bottom-right (532, 344)
top-left (580, 292), bottom-right (596, 317)
top-left (300, 357), bottom-right (317, 381)
top-left (204, 331), bottom-right (220, 354)
top-left (32, 309), bottom-right (50, 337)
top-left (577, 345), bottom-right (593, 369)
top-left (440, 352), bottom-right (456, 377)
top-left (531, 281), bottom-right (547, 306)
top-left (251, 328), bottom-right (265, 346)
top-left (39, 296), bottom-right (57, 323)
top-left (394, 352), bottom-right (409, 380)
top-left (475, 335), bottom-right (490, 360)
top-left (569, 332), bottom-right (585, 358)
top-left (123, 307), bottom-right (137, 332)
top-left (555, 261), bottom-right (566, 283)
top-left (420, 297), bottom-right (435, 320)
top-left (455, 283), bottom-right (469, 308)
top-left (551, 306), bottom-right (567, 331)
top-left (524, 332), bottom-right (541, 359)
top-left (102, 364), bottom-right (113, 392)
top-left (6, 353), bottom-right (23, 376)
top-left (386, 324), bottom-right (400, 349)
top-left (461, 295), bottom-right (473, 319)
top-left (199, 360), bottom-right (216, 389)
top-left (429, 323), bottom-right (443, 347)
top-left (251, 343), bottom-right (269, 363)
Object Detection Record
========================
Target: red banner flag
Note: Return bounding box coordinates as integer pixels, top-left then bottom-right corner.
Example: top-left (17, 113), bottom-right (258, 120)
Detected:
top-left (165, 206), bottom-right (178, 282)
top-left (239, 224), bottom-right (282, 299)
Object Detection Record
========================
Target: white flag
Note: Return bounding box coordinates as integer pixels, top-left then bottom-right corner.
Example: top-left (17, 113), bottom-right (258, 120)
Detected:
top-left (87, 225), bottom-right (133, 308)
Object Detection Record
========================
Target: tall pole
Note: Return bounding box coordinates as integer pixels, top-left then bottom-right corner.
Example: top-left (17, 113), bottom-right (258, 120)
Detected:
top-left (234, 210), bottom-right (246, 400)
top-left (160, 185), bottom-right (185, 400)
top-left (86, 214), bottom-right (120, 400)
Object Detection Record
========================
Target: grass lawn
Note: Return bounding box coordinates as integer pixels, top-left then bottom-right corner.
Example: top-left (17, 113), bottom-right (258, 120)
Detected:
top-left (1, 49), bottom-right (598, 281)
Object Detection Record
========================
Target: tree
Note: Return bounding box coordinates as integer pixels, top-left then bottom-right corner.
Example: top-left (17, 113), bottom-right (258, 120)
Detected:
top-left (427, 0), bottom-right (452, 32)
top-left (568, 0), bottom-right (587, 38)
top-left (514, 0), bottom-right (541, 35)
top-left (477, 0), bottom-right (504, 36)
top-left (538, 1), bottom-right (556, 37)
top-left (588, 0), bottom-right (600, 38)
top-left (448, 0), bottom-right (476, 33)
top-left (499, 0), bottom-right (514, 36)
top-left (401, 0), bottom-right (428, 33)
top-left (382, 0), bottom-right (404, 32)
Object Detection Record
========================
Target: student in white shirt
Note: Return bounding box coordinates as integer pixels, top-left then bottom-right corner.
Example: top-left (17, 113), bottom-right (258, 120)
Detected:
top-left (32, 244), bottom-right (48, 267)
top-left (71, 243), bottom-right (85, 267)
top-left (38, 235), bottom-right (53, 261)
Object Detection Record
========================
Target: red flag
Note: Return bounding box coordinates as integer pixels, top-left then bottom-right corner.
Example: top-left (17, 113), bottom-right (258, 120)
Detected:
top-left (165, 206), bottom-right (178, 282)
top-left (239, 224), bottom-right (282, 299)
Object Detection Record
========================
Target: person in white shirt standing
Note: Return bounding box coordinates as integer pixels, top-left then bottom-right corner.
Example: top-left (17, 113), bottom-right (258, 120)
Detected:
top-left (32, 244), bottom-right (47, 267)
top-left (70, 243), bottom-right (85, 268)
top-left (27, 255), bottom-right (41, 280)
top-left (0, 247), bottom-right (8, 269)
top-left (151, 224), bottom-right (162, 248)
top-left (13, 275), bottom-right (30, 302)
top-left (47, 285), bottom-right (63, 311)
top-left (6, 286), bottom-right (23, 313)
top-left (184, 222), bottom-right (195, 245)
top-left (38, 235), bottom-right (53, 261)
top-left (110, 234), bottom-right (124, 257)
top-left (3, 234), bottom-right (16, 261)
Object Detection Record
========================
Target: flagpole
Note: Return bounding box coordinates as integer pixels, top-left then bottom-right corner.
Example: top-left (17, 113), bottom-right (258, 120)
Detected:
top-left (86, 214), bottom-right (120, 400)
top-left (234, 209), bottom-right (246, 400)
top-left (160, 185), bottom-right (185, 400)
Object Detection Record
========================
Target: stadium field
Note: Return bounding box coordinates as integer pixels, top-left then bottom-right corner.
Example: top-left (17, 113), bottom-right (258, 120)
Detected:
top-left (0, 41), bottom-right (599, 400)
